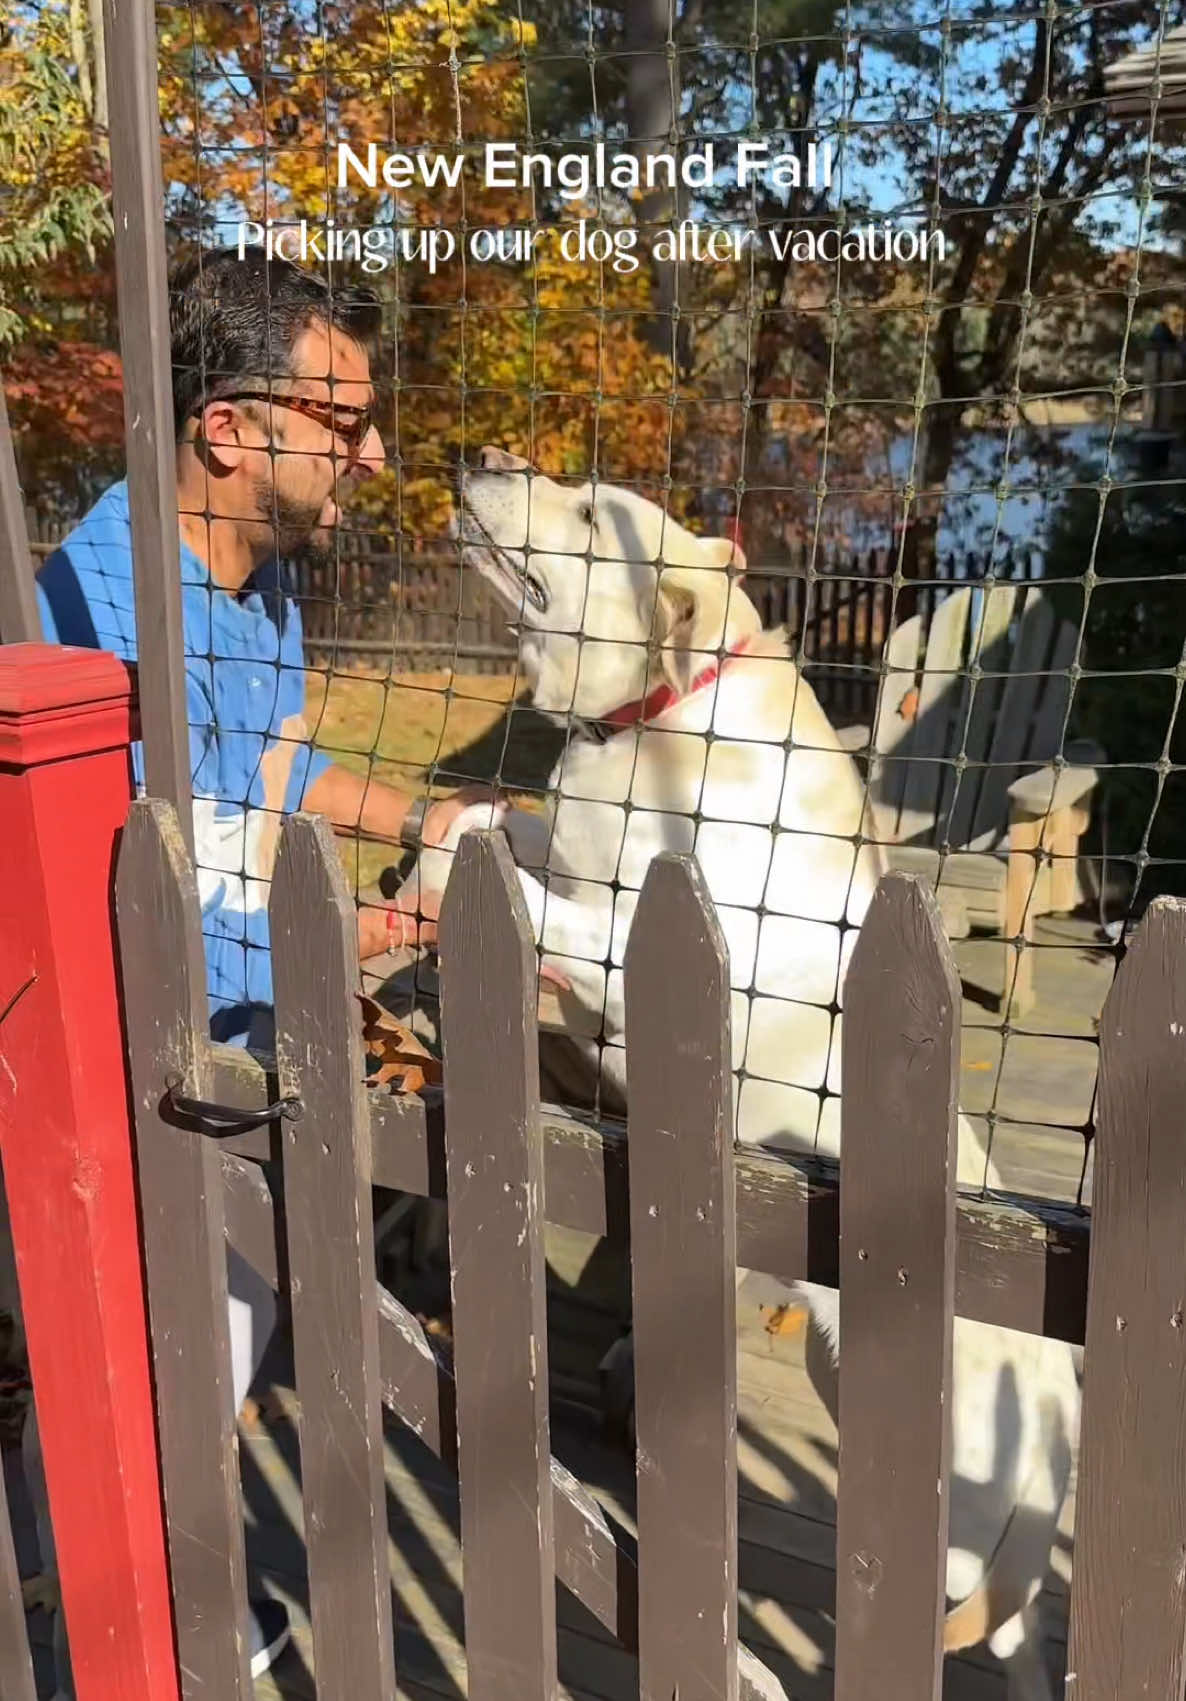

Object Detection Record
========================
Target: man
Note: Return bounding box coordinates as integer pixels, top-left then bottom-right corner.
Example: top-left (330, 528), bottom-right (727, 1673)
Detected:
top-left (36, 246), bottom-right (482, 1677)
top-left (40, 246), bottom-right (478, 1042)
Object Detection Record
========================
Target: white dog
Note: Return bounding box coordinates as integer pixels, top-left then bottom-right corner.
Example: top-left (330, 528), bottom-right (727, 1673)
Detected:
top-left (402, 448), bottom-right (1080, 1699)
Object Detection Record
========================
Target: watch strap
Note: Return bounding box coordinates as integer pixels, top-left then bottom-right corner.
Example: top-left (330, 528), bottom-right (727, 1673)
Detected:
top-left (399, 796), bottom-right (428, 850)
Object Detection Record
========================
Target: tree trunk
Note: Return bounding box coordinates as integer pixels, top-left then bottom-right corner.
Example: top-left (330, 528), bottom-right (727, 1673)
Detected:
top-left (895, 397), bottom-right (961, 621)
top-left (624, 0), bottom-right (689, 374)
top-left (90, 0), bottom-right (108, 138)
top-left (69, 0), bottom-right (93, 120)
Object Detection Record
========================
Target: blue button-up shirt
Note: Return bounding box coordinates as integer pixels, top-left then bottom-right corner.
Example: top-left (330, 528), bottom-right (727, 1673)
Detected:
top-left (37, 479), bottom-right (332, 1044)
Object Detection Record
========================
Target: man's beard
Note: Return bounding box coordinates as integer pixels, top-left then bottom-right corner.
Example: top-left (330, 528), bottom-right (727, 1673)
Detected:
top-left (251, 477), bottom-right (336, 568)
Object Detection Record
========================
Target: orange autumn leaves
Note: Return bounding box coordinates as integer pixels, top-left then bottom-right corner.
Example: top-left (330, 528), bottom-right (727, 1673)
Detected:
top-left (154, 0), bottom-right (681, 531)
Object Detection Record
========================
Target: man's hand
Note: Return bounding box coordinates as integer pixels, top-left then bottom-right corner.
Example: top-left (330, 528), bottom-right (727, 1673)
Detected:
top-left (357, 887), bottom-right (571, 992)
top-left (357, 883), bottom-right (441, 960)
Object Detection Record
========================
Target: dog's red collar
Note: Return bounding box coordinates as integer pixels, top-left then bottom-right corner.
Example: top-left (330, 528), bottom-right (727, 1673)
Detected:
top-left (600, 637), bottom-right (752, 730)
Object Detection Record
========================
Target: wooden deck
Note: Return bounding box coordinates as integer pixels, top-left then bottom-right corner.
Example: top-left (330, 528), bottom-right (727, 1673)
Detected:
top-left (953, 911), bottom-right (1111, 1205)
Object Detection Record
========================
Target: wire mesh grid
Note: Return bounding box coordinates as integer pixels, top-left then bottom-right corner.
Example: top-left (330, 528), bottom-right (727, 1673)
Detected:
top-left (127, 0), bottom-right (1186, 1208)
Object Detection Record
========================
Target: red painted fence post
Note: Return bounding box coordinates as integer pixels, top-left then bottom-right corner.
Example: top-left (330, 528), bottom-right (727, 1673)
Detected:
top-left (0, 643), bottom-right (179, 1701)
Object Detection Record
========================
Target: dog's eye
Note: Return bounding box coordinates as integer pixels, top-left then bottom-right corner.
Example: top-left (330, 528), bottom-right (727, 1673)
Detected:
top-left (578, 501), bottom-right (596, 528)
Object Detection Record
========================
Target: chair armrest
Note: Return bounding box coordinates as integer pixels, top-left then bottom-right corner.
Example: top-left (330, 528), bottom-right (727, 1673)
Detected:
top-left (1007, 763), bottom-right (1098, 816)
top-left (835, 724), bottom-right (871, 753)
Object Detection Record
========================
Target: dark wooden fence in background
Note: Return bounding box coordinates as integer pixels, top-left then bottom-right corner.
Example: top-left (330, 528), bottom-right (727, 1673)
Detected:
top-left (26, 511), bottom-right (1041, 719)
top-left (2, 786), bottom-right (1158, 1698)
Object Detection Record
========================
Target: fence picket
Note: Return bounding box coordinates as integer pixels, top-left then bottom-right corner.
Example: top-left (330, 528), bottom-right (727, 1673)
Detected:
top-left (624, 853), bottom-right (738, 1701)
top-left (1067, 896), bottom-right (1186, 1698)
top-left (835, 872), bottom-right (958, 1701)
top-left (270, 814), bottom-right (397, 1700)
top-left (114, 798), bottom-right (250, 1701)
top-left (104, 0), bottom-right (195, 849)
top-left (0, 1448), bottom-right (36, 1701)
top-left (438, 831), bottom-right (557, 1701)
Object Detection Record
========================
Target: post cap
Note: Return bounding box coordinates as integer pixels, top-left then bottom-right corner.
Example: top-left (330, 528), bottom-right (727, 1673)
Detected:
top-left (0, 644), bottom-right (132, 715)
top-left (0, 644), bottom-right (135, 768)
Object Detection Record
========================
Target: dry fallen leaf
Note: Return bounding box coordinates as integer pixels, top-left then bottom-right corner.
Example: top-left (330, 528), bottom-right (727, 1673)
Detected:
top-left (762, 1302), bottom-right (808, 1339)
top-left (897, 686), bottom-right (920, 723)
top-left (357, 994), bottom-right (444, 1097)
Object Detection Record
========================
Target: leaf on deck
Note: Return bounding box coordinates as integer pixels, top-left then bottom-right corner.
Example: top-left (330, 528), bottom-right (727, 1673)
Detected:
top-left (357, 993), bottom-right (444, 1097)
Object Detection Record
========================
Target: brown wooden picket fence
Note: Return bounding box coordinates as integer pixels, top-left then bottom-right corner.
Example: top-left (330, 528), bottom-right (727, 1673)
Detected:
top-left (38, 790), bottom-right (1169, 1701)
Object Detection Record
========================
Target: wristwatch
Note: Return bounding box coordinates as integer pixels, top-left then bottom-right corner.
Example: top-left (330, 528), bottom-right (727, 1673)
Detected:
top-left (399, 796), bottom-right (428, 850)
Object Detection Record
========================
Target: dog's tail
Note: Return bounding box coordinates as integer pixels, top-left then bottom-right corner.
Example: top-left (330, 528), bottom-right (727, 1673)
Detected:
top-left (942, 1517), bottom-right (1033, 1653)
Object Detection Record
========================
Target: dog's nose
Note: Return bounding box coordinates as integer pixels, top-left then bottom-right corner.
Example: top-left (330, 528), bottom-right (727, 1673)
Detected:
top-left (479, 445), bottom-right (529, 472)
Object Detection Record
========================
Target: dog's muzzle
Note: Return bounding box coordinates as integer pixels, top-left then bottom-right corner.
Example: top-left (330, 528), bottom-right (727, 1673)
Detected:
top-left (458, 501), bottom-right (549, 615)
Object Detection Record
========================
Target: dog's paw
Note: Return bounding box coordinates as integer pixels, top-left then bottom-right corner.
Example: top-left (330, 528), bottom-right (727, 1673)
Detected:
top-left (440, 799), bottom-right (509, 851)
top-left (394, 802), bottom-right (511, 917)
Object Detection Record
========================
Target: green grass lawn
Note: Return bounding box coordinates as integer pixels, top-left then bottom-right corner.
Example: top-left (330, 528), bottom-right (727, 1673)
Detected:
top-left (306, 666), bottom-right (562, 892)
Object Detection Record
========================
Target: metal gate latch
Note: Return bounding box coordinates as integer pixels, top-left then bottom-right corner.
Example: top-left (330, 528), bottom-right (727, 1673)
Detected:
top-left (164, 1076), bottom-right (304, 1132)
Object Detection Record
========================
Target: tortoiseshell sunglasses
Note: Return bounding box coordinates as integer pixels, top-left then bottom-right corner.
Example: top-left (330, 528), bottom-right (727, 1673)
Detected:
top-left (208, 390), bottom-right (373, 456)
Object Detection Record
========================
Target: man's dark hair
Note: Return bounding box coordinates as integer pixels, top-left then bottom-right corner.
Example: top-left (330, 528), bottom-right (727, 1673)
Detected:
top-left (169, 247), bottom-right (382, 440)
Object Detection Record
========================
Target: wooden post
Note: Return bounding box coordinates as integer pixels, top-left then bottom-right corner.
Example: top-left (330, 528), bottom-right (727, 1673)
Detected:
top-left (1050, 802), bottom-right (1089, 915)
top-left (0, 644), bottom-right (180, 1701)
top-left (116, 798), bottom-right (252, 1701)
top-left (1004, 810), bottom-right (1047, 1017)
top-left (102, 0), bottom-right (194, 852)
top-left (1006, 768), bottom-right (1098, 1012)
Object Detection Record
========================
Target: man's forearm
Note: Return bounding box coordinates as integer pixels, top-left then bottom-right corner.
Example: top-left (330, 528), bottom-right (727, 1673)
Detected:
top-left (302, 761), bottom-right (414, 844)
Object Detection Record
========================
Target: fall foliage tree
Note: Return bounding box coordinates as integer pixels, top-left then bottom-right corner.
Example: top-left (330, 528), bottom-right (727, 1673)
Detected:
top-left (1, 0), bottom-right (121, 512)
top-left (154, 0), bottom-right (681, 535)
top-left (8, 0), bottom-right (680, 528)
top-left (508, 0), bottom-right (1186, 565)
top-left (8, 0), bottom-right (1186, 568)
top-left (0, 0), bottom-right (110, 347)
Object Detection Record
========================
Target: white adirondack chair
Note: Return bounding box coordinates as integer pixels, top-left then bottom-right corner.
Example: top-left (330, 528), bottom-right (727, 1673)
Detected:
top-left (838, 583), bottom-right (1104, 1013)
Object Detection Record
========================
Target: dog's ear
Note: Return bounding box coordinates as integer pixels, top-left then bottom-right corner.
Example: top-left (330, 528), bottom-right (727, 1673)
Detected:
top-left (700, 534), bottom-right (747, 578)
top-left (651, 564), bottom-right (736, 696)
